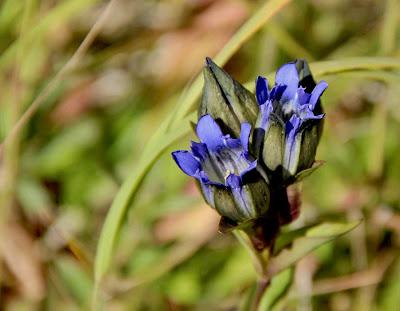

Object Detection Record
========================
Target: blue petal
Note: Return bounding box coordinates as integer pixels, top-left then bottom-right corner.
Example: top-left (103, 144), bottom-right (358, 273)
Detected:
top-left (240, 123), bottom-right (251, 152)
top-left (240, 159), bottom-right (257, 178)
top-left (298, 106), bottom-right (325, 121)
top-left (190, 141), bottom-right (208, 160)
top-left (172, 151), bottom-right (201, 177)
top-left (297, 88), bottom-right (311, 106)
top-left (224, 137), bottom-right (241, 149)
top-left (304, 112), bottom-right (325, 121)
top-left (226, 173), bottom-right (242, 189)
top-left (256, 76), bottom-right (270, 105)
top-left (270, 84), bottom-right (285, 100)
top-left (199, 171), bottom-right (224, 187)
top-left (199, 182), bottom-right (215, 206)
top-left (259, 101), bottom-right (273, 129)
top-left (275, 63), bottom-right (299, 103)
top-left (309, 81), bottom-right (328, 110)
top-left (284, 115), bottom-right (302, 175)
top-left (196, 114), bottom-right (224, 152)
top-left (285, 114), bottom-right (301, 136)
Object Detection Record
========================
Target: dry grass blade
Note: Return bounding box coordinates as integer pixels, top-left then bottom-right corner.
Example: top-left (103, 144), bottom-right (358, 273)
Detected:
top-left (0, 0), bottom-right (119, 159)
top-left (312, 252), bottom-right (396, 296)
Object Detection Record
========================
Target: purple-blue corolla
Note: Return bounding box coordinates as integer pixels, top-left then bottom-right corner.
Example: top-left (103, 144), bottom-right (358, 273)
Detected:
top-left (172, 114), bottom-right (269, 224)
top-left (255, 60), bottom-right (328, 180)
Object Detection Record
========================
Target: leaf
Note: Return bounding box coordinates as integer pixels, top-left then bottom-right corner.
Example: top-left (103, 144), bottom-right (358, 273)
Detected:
top-left (274, 225), bottom-right (314, 255)
top-left (93, 113), bottom-right (196, 286)
top-left (259, 269), bottom-right (293, 311)
top-left (54, 256), bottom-right (93, 306)
top-left (378, 257), bottom-right (400, 311)
top-left (309, 57), bottom-right (400, 78)
top-left (239, 269), bottom-right (293, 311)
top-left (240, 284), bottom-right (257, 311)
top-left (243, 57), bottom-right (400, 90)
top-left (294, 161), bottom-right (325, 182)
top-left (0, 0), bottom-right (98, 71)
top-left (267, 221), bottom-right (361, 277)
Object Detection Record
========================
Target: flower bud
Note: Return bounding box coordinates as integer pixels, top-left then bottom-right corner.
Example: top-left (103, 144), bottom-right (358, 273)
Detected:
top-left (172, 114), bottom-right (269, 226)
top-left (199, 57), bottom-right (259, 137)
top-left (254, 60), bottom-right (328, 182)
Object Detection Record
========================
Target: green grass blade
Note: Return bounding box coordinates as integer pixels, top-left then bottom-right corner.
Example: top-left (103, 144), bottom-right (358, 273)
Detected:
top-left (266, 22), bottom-right (314, 60)
top-left (93, 112), bottom-right (196, 279)
top-left (0, 0), bottom-right (98, 71)
top-left (378, 256), bottom-right (400, 311)
top-left (173, 0), bottom-right (293, 122)
top-left (309, 57), bottom-right (400, 77)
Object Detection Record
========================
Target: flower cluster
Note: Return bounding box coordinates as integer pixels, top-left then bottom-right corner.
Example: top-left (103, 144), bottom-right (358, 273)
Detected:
top-left (254, 61), bottom-right (327, 182)
top-left (172, 115), bottom-right (269, 224)
top-left (172, 58), bottom-right (327, 235)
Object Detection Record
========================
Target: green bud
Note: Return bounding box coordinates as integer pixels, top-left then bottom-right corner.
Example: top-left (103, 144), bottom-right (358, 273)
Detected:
top-left (254, 59), bottom-right (327, 184)
top-left (199, 57), bottom-right (259, 137)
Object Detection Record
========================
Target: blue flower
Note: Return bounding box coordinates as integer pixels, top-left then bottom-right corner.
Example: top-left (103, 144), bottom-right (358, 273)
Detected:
top-left (255, 60), bottom-right (327, 180)
top-left (172, 114), bottom-right (270, 224)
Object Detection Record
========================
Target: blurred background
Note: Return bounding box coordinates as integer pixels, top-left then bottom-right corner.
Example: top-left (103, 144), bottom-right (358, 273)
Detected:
top-left (0, 0), bottom-right (399, 310)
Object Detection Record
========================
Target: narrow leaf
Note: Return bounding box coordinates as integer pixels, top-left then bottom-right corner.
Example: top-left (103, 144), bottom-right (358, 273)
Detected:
top-left (259, 269), bottom-right (293, 311)
top-left (294, 161), bottom-right (325, 182)
top-left (267, 221), bottom-right (361, 277)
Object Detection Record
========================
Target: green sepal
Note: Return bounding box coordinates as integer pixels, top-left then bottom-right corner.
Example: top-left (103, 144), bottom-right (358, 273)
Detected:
top-left (296, 122), bottom-right (320, 173)
top-left (261, 114), bottom-right (285, 172)
top-left (240, 177), bottom-right (270, 218)
top-left (213, 186), bottom-right (246, 223)
top-left (218, 216), bottom-right (256, 233)
top-left (217, 178), bottom-right (270, 233)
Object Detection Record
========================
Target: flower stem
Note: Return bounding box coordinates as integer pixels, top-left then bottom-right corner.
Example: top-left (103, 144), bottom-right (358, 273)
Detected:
top-left (250, 277), bottom-right (270, 311)
top-left (234, 229), bottom-right (275, 310)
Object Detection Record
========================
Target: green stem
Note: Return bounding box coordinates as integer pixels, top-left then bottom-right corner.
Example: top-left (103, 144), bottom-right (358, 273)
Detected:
top-left (233, 230), bottom-right (268, 276)
top-left (234, 230), bottom-right (273, 310)
top-left (250, 278), bottom-right (270, 311)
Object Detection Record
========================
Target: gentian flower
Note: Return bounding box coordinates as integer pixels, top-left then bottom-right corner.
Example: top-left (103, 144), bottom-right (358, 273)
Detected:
top-left (254, 60), bottom-right (328, 182)
top-left (172, 114), bottom-right (270, 225)
top-left (199, 58), bottom-right (259, 138)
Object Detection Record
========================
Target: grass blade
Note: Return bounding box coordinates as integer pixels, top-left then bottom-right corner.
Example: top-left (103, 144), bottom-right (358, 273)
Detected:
top-left (267, 221), bottom-right (361, 278)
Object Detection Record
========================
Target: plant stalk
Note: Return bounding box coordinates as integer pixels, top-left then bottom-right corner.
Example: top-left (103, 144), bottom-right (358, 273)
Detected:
top-left (250, 277), bottom-right (271, 311)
